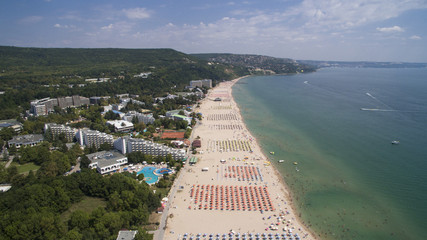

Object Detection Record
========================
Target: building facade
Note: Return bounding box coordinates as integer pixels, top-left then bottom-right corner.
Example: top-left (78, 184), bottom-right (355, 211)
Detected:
top-left (30, 95), bottom-right (90, 116)
top-left (190, 79), bottom-right (212, 88)
top-left (127, 138), bottom-right (186, 160)
top-left (114, 137), bottom-right (185, 160)
top-left (122, 111), bottom-right (155, 125)
top-left (44, 123), bottom-right (76, 142)
top-left (8, 134), bottom-right (44, 148)
top-left (106, 120), bottom-right (134, 132)
top-left (0, 119), bottom-right (23, 133)
top-left (87, 151), bottom-right (127, 174)
top-left (77, 129), bottom-right (114, 149)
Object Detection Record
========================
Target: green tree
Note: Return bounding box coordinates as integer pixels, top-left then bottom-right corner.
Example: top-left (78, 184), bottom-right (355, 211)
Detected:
top-left (134, 228), bottom-right (153, 240)
top-left (38, 161), bottom-right (59, 177)
top-left (104, 110), bottom-right (120, 120)
top-left (137, 173), bottom-right (145, 181)
top-left (97, 212), bottom-right (124, 237)
top-left (80, 155), bottom-right (91, 169)
top-left (60, 228), bottom-right (83, 240)
top-left (99, 142), bottom-right (112, 151)
top-left (184, 128), bottom-right (192, 139)
top-left (44, 127), bottom-right (54, 142)
top-left (8, 144), bottom-right (17, 155)
top-left (57, 132), bottom-right (68, 143)
top-left (0, 127), bottom-right (15, 141)
top-left (68, 210), bottom-right (90, 231)
top-left (0, 164), bottom-right (7, 183)
top-left (146, 125), bottom-right (155, 133)
top-left (6, 165), bottom-right (18, 181)
top-left (134, 122), bottom-right (146, 133)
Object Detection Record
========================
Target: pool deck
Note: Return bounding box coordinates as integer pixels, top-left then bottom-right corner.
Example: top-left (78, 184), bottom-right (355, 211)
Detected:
top-left (118, 163), bottom-right (172, 185)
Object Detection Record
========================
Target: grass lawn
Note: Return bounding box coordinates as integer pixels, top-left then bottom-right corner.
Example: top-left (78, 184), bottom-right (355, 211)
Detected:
top-left (10, 162), bottom-right (40, 174)
top-left (61, 196), bottom-right (107, 222)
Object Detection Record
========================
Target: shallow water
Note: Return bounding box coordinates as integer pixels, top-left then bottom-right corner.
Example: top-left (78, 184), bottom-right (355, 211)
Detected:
top-left (232, 68), bottom-right (427, 240)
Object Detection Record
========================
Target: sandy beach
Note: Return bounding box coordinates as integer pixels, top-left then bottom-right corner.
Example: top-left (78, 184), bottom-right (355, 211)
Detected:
top-left (163, 77), bottom-right (316, 240)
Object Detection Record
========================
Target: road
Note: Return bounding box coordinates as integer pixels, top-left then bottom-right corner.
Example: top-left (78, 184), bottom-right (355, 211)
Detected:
top-left (153, 117), bottom-right (200, 240)
top-left (2, 147), bottom-right (14, 168)
top-left (153, 163), bottom-right (187, 240)
top-left (65, 157), bottom-right (81, 176)
top-left (4, 156), bottom-right (13, 168)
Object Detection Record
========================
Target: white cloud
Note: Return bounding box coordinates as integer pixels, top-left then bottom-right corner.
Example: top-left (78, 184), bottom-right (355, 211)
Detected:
top-left (59, 12), bottom-right (83, 21)
top-left (230, 9), bottom-right (265, 17)
top-left (192, 4), bottom-right (213, 10)
top-left (123, 1), bottom-right (423, 52)
top-left (122, 8), bottom-right (151, 19)
top-left (284, 0), bottom-right (427, 31)
top-left (67, 0), bottom-right (427, 62)
top-left (54, 23), bottom-right (75, 29)
top-left (101, 24), bottom-right (114, 30)
top-left (410, 35), bottom-right (421, 40)
top-left (19, 16), bottom-right (43, 24)
top-left (376, 26), bottom-right (405, 33)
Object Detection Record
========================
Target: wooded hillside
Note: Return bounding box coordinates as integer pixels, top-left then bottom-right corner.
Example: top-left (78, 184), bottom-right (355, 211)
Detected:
top-left (0, 46), bottom-right (247, 119)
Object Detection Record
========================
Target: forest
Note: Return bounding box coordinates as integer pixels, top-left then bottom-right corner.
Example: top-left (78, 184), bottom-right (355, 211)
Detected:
top-left (0, 138), bottom-right (181, 239)
top-left (0, 46), bottom-right (248, 120)
top-left (191, 53), bottom-right (317, 75)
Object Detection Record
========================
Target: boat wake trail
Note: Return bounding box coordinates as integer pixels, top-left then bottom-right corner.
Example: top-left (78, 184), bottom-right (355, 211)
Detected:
top-left (360, 108), bottom-right (427, 113)
top-left (360, 108), bottom-right (397, 112)
top-left (365, 92), bottom-right (395, 111)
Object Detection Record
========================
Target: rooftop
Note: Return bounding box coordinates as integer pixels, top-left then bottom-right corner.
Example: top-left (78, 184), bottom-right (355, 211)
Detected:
top-left (116, 230), bottom-right (138, 240)
top-left (0, 119), bottom-right (22, 128)
top-left (0, 185), bottom-right (12, 192)
top-left (9, 134), bottom-right (44, 144)
top-left (106, 120), bottom-right (133, 129)
top-left (86, 151), bottom-right (127, 169)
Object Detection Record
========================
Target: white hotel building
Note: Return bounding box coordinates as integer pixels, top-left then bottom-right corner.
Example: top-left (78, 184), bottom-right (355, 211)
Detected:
top-left (114, 137), bottom-right (186, 160)
top-left (77, 129), bottom-right (114, 149)
top-left (87, 151), bottom-right (128, 174)
top-left (44, 123), bottom-right (76, 142)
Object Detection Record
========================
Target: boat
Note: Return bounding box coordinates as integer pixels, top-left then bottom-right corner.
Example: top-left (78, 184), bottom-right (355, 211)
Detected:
top-left (293, 162), bottom-right (298, 165)
top-left (278, 160), bottom-right (285, 163)
top-left (270, 152), bottom-right (275, 155)
top-left (295, 167), bottom-right (300, 172)
top-left (391, 140), bottom-right (400, 145)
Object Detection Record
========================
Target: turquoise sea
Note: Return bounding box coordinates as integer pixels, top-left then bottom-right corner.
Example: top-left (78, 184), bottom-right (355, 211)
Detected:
top-left (232, 68), bottom-right (427, 240)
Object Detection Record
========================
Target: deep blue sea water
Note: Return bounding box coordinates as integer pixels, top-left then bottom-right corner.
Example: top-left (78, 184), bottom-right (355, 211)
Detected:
top-left (232, 68), bottom-right (427, 240)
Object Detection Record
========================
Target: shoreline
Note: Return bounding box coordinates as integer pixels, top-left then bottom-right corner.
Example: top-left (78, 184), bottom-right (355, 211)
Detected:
top-left (162, 76), bottom-right (317, 240)
top-left (231, 76), bottom-right (318, 239)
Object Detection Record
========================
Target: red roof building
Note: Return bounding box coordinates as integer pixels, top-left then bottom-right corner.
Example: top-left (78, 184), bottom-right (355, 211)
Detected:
top-left (192, 139), bottom-right (201, 148)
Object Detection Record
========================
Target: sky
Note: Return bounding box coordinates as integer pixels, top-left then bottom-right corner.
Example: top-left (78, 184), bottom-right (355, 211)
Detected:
top-left (1, 0), bottom-right (427, 62)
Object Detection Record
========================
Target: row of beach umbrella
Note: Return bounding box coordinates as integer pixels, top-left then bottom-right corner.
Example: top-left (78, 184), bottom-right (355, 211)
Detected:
top-left (189, 185), bottom-right (274, 211)
top-left (223, 165), bottom-right (263, 182)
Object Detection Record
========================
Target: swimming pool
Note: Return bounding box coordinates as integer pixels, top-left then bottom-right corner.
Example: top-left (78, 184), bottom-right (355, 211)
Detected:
top-left (155, 168), bottom-right (173, 175)
top-left (137, 167), bottom-right (158, 184)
